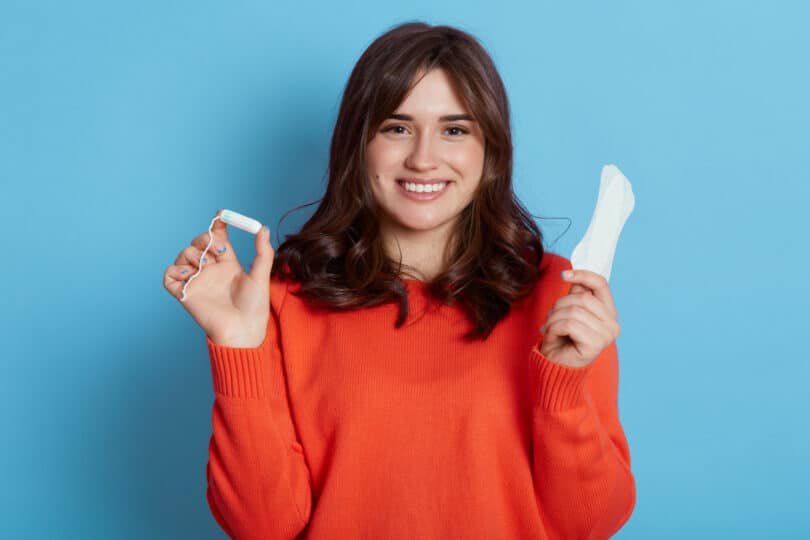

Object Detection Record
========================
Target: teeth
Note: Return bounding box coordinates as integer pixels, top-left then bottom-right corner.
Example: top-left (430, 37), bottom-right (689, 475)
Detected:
top-left (402, 181), bottom-right (447, 193)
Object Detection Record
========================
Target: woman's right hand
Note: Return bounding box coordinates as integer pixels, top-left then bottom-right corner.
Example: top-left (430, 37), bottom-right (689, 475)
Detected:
top-left (163, 208), bottom-right (276, 348)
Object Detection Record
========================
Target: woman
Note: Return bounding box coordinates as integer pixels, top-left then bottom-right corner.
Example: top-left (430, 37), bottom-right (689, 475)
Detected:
top-left (164, 21), bottom-right (636, 540)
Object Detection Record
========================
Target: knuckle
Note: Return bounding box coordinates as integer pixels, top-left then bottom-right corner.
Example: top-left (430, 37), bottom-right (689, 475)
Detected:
top-left (561, 319), bottom-right (573, 331)
top-left (583, 295), bottom-right (598, 310)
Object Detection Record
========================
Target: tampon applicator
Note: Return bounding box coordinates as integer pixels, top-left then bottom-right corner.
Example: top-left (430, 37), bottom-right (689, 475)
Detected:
top-left (219, 209), bottom-right (263, 234)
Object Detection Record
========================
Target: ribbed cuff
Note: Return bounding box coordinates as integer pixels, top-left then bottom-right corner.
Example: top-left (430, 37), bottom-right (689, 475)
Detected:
top-left (206, 333), bottom-right (271, 399)
top-left (529, 344), bottom-right (594, 413)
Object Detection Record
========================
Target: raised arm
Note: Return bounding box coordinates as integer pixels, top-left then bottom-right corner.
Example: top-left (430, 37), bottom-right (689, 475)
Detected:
top-left (528, 339), bottom-right (636, 539)
top-left (205, 295), bottom-right (313, 540)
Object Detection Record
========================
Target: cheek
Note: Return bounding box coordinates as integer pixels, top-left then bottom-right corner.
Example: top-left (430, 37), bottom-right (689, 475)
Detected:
top-left (367, 141), bottom-right (404, 171)
top-left (449, 143), bottom-right (484, 170)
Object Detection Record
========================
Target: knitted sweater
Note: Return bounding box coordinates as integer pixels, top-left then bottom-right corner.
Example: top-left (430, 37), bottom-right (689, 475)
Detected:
top-left (204, 252), bottom-right (636, 539)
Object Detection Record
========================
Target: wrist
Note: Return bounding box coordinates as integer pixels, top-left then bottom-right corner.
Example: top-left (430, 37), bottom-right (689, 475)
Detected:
top-left (210, 331), bottom-right (266, 349)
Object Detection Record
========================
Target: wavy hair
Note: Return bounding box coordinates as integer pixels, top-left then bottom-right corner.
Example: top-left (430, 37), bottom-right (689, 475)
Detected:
top-left (272, 21), bottom-right (547, 341)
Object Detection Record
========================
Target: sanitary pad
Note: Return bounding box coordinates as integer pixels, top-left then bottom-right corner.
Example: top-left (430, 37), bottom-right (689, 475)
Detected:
top-left (569, 164), bottom-right (635, 282)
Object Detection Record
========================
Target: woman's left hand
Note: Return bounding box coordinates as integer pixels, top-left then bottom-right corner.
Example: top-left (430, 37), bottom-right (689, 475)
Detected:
top-left (539, 269), bottom-right (621, 369)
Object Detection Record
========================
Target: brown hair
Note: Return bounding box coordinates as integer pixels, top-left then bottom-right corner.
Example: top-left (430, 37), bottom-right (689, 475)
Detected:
top-left (272, 21), bottom-right (547, 341)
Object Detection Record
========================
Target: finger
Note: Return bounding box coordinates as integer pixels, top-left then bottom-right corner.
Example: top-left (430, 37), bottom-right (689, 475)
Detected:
top-left (191, 209), bottom-right (236, 262)
top-left (210, 208), bottom-right (232, 254)
top-left (190, 231), bottom-right (232, 263)
top-left (249, 225), bottom-right (274, 282)
top-left (167, 264), bottom-right (196, 283)
top-left (569, 283), bottom-right (591, 295)
top-left (547, 291), bottom-right (616, 329)
top-left (561, 269), bottom-right (617, 317)
top-left (543, 319), bottom-right (602, 358)
top-left (541, 306), bottom-right (613, 343)
top-left (163, 267), bottom-right (189, 300)
top-left (174, 245), bottom-right (214, 268)
top-left (546, 304), bottom-right (613, 339)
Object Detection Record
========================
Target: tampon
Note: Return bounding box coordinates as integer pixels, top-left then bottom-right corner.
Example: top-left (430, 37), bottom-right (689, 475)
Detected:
top-left (220, 209), bottom-right (263, 234)
top-left (569, 164), bottom-right (635, 282)
top-left (180, 209), bottom-right (264, 302)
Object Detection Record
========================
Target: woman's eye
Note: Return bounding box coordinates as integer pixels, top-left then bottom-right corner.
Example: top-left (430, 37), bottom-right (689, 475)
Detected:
top-left (381, 125), bottom-right (468, 136)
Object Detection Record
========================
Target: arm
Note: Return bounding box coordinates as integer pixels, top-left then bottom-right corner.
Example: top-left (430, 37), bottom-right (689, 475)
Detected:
top-left (205, 290), bottom-right (312, 540)
top-left (528, 339), bottom-right (636, 540)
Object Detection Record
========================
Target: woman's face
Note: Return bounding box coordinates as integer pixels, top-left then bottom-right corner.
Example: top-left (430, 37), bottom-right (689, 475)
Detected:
top-left (366, 68), bottom-right (486, 239)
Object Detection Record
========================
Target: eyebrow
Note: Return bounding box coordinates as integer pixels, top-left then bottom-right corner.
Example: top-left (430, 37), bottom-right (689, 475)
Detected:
top-left (387, 113), bottom-right (476, 122)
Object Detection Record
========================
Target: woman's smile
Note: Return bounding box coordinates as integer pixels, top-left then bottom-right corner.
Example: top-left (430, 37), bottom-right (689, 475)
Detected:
top-left (396, 179), bottom-right (451, 201)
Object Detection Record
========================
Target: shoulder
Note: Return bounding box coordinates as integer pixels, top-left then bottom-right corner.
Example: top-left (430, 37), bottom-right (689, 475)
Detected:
top-left (519, 251), bottom-right (573, 323)
top-left (269, 276), bottom-right (292, 317)
top-left (537, 250), bottom-right (573, 291)
top-left (268, 260), bottom-right (303, 317)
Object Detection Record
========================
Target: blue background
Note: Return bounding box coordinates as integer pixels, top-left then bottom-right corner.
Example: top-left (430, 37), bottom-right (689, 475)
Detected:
top-left (2, 1), bottom-right (808, 538)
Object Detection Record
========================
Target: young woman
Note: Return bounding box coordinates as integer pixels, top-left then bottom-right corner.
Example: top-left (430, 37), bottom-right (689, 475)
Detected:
top-left (164, 21), bottom-right (636, 540)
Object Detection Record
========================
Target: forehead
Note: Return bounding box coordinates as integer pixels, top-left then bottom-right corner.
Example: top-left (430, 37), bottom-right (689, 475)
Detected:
top-left (394, 68), bottom-right (470, 116)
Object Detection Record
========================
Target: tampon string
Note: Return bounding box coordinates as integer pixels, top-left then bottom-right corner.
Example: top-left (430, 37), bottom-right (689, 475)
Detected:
top-left (180, 209), bottom-right (263, 302)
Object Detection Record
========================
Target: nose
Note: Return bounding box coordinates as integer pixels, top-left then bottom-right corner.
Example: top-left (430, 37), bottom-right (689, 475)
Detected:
top-left (404, 132), bottom-right (439, 171)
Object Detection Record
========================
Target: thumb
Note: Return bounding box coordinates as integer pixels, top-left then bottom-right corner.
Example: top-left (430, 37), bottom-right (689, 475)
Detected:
top-left (569, 283), bottom-right (591, 295)
top-left (212, 208), bottom-right (230, 245)
top-left (249, 225), bottom-right (274, 283)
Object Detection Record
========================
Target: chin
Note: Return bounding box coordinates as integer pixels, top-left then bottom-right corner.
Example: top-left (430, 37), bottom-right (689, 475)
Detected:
top-left (393, 214), bottom-right (450, 231)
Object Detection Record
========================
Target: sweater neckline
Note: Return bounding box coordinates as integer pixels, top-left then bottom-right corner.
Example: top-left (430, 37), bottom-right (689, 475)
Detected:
top-left (401, 278), bottom-right (432, 291)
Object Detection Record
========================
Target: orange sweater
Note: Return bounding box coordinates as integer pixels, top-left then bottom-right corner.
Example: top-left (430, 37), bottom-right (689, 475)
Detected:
top-left (204, 252), bottom-right (636, 539)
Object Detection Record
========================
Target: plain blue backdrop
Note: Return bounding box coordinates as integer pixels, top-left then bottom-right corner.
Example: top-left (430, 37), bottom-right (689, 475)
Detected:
top-left (2, 1), bottom-right (808, 538)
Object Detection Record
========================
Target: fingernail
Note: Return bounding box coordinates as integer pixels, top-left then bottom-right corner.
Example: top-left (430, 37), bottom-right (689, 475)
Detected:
top-left (217, 246), bottom-right (227, 254)
top-left (561, 270), bottom-right (573, 279)
top-left (180, 269), bottom-right (188, 275)
top-left (202, 257), bottom-right (207, 263)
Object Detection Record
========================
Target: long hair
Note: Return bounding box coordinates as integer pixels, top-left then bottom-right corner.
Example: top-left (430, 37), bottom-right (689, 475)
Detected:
top-left (272, 21), bottom-right (547, 341)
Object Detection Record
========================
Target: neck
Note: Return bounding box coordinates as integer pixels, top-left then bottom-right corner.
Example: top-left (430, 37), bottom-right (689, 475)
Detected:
top-left (379, 218), bottom-right (457, 282)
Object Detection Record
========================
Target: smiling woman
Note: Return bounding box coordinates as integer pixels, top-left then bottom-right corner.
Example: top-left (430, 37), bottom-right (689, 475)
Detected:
top-left (196, 20), bottom-right (636, 540)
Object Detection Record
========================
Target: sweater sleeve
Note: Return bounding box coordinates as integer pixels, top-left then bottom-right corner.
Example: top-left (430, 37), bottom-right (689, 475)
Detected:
top-left (204, 289), bottom-right (312, 540)
top-left (528, 339), bottom-right (636, 540)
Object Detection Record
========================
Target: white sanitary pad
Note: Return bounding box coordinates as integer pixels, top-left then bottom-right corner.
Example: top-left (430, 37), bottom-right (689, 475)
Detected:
top-left (570, 164), bottom-right (635, 282)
